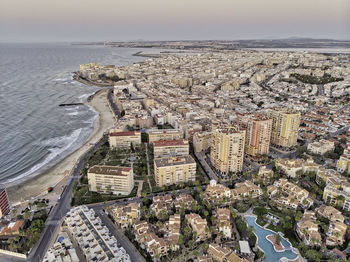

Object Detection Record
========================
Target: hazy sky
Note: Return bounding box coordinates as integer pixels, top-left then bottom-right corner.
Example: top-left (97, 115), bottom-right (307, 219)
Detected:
top-left (1, 0), bottom-right (349, 42)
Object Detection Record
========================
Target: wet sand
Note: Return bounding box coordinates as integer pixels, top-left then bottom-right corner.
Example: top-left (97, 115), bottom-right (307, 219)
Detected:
top-left (8, 89), bottom-right (116, 205)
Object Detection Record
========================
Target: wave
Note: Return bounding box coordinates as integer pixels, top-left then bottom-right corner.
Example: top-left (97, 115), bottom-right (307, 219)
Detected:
top-left (55, 78), bottom-right (69, 82)
top-left (67, 111), bottom-right (79, 116)
top-left (5, 128), bottom-right (84, 184)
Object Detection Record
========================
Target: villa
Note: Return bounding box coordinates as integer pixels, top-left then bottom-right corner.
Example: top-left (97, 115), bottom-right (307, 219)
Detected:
top-left (296, 211), bottom-right (321, 246)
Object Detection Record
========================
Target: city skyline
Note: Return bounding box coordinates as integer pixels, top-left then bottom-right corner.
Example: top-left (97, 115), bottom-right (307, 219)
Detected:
top-left (1, 0), bottom-right (349, 42)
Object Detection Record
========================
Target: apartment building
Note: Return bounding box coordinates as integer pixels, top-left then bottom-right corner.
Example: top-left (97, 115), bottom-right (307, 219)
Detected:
top-left (173, 193), bottom-right (196, 211)
top-left (185, 213), bottom-right (210, 242)
top-left (323, 184), bottom-right (350, 211)
top-left (88, 165), bottom-right (134, 195)
top-left (266, 108), bottom-right (300, 148)
top-left (296, 211), bottom-right (321, 246)
top-left (232, 180), bottom-right (263, 200)
top-left (65, 206), bottom-right (131, 262)
top-left (337, 146), bottom-right (350, 173)
top-left (240, 114), bottom-right (272, 156)
top-left (108, 130), bottom-right (141, 149)
top-left (307, 139), bottom-right (335, 155)
top-left (108, 202), bottom-right (140, 230)
top-left (316, 205), bottom-right (347, 246)
top-left (210, 126), bottom-right (246, 174)
top-left (268, 178), bottom-right (313, 209)
top-left (154, 156), bottom-right (196, 187)
top-left (275, 158), bottom-right (318, 178)
top-left (215, 208), bottom-right (232, 239)
top-left (153, 139), bottom-right (189, 158)
top-left (193, 131), bottom-right (213, 153)
top-left (147, 129), bottom-right (183, 144)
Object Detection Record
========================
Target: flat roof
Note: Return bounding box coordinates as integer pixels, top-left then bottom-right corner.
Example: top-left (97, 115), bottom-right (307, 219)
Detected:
top-left (110, 131), bottom-right (140, 137)
top-left (89, 165), bottom-right (131, 176)
top-left (239, 240), bottom-right (251, 254)
top-left (154, 139), bottom-right (188, 147)
top-left (154, 155), bottom-right (195, 167)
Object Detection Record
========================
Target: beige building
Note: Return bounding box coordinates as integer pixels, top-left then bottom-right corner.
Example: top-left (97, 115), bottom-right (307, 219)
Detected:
top-left (210, 126), bottom-right (245, 174)
top-left (337, 146), bottom-right (350, 173)
top-left (108, 130), bottom-right (141, 149)
top-left (307, 139), bottom-right (334, 155)
top-left (108, 202), bottom-right (140, 229)
top-left (88, 165), bottom-right (134, 195)
top-left (193, 131), bottom-right (213, 153)
top-left (185, 213), bottom-right (210, 242)
top-left (147, 129), bottom-right (183, 144)
top-left (154, 156), bottom-right (196, 186)
top-left (266, 108), bottom-right (301, 148)
top-left (240, 114), bottom-right (272, 156)
top-left (153, 139), bottom-right (189, 158)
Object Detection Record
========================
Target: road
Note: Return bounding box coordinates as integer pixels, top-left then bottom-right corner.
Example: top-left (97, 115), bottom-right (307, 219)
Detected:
top-left (144, 143), bottom-right (153, 191)
top-left (25, 137), bottom-right (107, 262)
top-left (90, 206), bottom-right (146, 262)
top-left (195, 152), bottom-right (219, 181)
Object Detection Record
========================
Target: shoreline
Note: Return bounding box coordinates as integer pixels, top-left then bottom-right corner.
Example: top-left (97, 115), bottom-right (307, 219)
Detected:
top-left (7, 88), bottom-right (116, 205)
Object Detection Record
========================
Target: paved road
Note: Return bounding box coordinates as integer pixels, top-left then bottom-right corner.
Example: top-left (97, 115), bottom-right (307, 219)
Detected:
top-left (91, 207), bottom-right (146, 262)
top-left (145, 143), bottom-right (153, 191)
top-left (195, 152), bottom-right (218, 181)
top-left (26, 137), bottom-right (107, 262)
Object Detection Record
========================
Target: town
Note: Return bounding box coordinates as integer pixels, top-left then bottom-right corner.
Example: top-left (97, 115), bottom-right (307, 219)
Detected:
top-left (1, 49), bottom-right (350, 262)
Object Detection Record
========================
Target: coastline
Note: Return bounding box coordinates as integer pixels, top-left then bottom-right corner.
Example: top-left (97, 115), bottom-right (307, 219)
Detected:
top-left (7, 88), bottom-right (116, 205)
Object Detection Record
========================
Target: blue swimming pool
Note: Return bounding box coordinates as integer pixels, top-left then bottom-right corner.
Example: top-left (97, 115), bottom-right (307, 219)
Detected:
top-left (245, 216), bottom-right (298, 262)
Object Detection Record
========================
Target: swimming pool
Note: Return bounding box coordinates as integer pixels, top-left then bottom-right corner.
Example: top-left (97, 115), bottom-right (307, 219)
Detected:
top-left (245, 215), bottom-right (298, 262)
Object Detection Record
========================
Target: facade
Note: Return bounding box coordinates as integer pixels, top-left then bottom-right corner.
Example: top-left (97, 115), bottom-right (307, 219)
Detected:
top-left (193, 131), bottom-right (213, 153)
top-left (266, 109), bottom-right (301, 148)
top-left (88, 165), bottom-right (134, 195)
top-left (0, 188), bottom-right (10, 218)
top-left (240, 114), bottom-right (272, 156)
top-left (108, 131), bottom-right (141, 149)
top-left (65, 206), bottom-right (131, 262)
top-left (108, 202), bottom-right (140, 230)
top-left (337, 146), bottom-right (350, 173)
top-left (210, 126), bottom-right (245, 174)
top-left (186, 213), bottom-right (210, 242)
top-left (323, 184), bottom-right (350, 211)
top-left (296, 211), bottom-right (321, 246)
top-left (147, 129), bottom-right (183, 144)
top-left (154, 156), bottom-right (196, 186)
top-left (307, 139), bottom-right (335, 155)
top-left (215, 208), bottom-right (232, 238)
top-left (153, 139), bottom-right (189, 158)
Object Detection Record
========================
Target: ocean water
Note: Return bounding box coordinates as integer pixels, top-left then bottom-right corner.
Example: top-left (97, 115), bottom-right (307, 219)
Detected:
top-left (0, 43), bottom-right (148, 185)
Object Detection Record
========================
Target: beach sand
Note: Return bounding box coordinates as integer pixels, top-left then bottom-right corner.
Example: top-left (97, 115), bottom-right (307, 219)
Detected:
top-left (7, 89), bottom-right (116, 205)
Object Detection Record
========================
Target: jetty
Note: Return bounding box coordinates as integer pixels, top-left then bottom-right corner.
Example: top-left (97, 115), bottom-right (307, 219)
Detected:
top-left (132, 51), bottom-right (161, 58)
top-left (59, 103), bottom-right (84, 107)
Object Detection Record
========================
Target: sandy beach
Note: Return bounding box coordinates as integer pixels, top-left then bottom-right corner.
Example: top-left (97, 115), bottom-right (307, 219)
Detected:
top-left (7, 88), bottom-right (116, 205)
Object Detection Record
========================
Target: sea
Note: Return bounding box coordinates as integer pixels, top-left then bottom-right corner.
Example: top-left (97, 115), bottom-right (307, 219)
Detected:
top-left (0, 43), bottom-right (150, 185)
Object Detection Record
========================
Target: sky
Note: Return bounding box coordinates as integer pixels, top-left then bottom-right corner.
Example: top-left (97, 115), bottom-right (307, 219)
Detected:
top-left (0, 0), bottom-right (349, 42)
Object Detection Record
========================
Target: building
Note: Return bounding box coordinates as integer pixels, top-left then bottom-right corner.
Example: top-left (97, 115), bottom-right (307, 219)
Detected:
top-left (186, 213), bottom-right (210, 242)
top-left (232, 180), bottom-right (263, 200)
top-left (153, 139), bottom-right (189, 158)
top-left (134, 221), bottom-right (169, 259)
top-left (266, 108), bottom-right (300, 148)
top-left (215, 208), bottom-right (232, 238)
top-left (154, 156), bottom-right (196, 187)
top-left (296, 211), bottom-right (321, 246)
top-left (193, 131), bottom-right (213, 153)
top-left (323, 184), bottom-right (350, 211)
top-left (108, 202), bottom-right (140, 229)
top-left (0, 188), bottom-right (10, 218)
top-left (307, 139), bottom-right (335, 155)
top-left (240, 114), bottom-right (272, 156)
top-left (88, 165), bottom-right (134, 195)
top-left (147, 129), bottom-right (183, 144)
top-left (165, 214), bottom-right (181, 251)
top-left (316, 205), bottom-right (347, 246)
top-left (275, 158), bottom-right (318, 178)
top-left (108, 131), bottom-right (141, 149)
top-left (337, 146), bottom-right (350, 173)
top-left (65, 206), bottom-right (131, 262)
top-left (268, 178), bottom-right (313, 209)
top-left (210, 126), bottom-right (245, 174)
